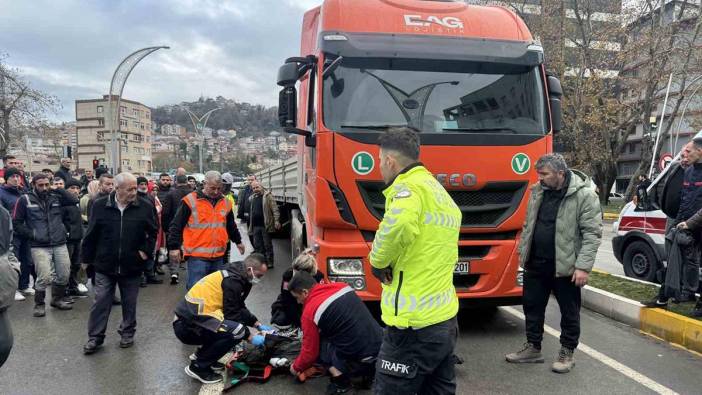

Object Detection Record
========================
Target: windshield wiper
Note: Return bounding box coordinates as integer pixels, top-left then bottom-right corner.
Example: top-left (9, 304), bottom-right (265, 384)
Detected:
top-left (442, 128), bottom-right (519, 134)
top-left (340, 124), bottom-right (408, 131)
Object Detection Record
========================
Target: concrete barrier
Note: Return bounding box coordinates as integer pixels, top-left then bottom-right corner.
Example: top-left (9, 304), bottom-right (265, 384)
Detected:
top-left (584, 283), bottom-right (702, 354)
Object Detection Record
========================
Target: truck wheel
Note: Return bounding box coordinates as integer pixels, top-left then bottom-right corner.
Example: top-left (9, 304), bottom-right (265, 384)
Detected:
top-left (623, 240), bottom-right (658, 282)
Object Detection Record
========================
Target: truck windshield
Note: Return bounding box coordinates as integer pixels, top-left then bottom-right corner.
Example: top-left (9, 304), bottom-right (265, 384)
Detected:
top-left (322, 57), bottom-right (547, 134)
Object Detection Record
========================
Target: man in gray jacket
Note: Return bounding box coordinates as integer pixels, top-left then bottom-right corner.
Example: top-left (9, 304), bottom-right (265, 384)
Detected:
top-left (506, 154), bottom-right (602, 373)
top-left (0, 205), bottom-right (20, 367)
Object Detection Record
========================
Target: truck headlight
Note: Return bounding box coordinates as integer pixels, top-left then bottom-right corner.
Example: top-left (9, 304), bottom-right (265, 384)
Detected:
top-left (328, 258), bottom-right (364, 276)
top-left (516, 268), bottom-right (524, 287)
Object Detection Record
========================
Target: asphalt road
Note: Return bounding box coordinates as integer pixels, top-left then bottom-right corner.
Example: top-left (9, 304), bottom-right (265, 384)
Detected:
top-left (593, 220), bottom-right (625, 276)
top-left (2, 225), bottom-right (700, 395)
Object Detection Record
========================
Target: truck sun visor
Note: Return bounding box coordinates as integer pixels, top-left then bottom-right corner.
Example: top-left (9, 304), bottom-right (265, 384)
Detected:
top-left (319, 31), bottom-right (544, 66)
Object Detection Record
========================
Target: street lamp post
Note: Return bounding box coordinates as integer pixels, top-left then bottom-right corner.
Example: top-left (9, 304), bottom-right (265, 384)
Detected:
top-left (108, 46), bottom-right (169, 174)
top-left (185, 108), bottom-right (220, 173)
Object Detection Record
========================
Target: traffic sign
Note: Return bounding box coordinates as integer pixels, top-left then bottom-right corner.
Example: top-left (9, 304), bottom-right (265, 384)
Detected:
top-left (511, 153), bottom-right (531, 175)
top-left (659, 153), bottom-right (673, 171)
top-left (352, 151), bottom-right (374, 175)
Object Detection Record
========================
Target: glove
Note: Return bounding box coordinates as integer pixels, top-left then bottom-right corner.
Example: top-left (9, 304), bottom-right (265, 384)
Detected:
top-left (251, 334), bottom-right (265, 347)
top-left (257, 324), bottom-right (274, 332)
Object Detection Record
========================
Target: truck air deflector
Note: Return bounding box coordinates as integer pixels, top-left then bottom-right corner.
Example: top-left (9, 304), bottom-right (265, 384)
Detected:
top-left (357, 180), bottom-right (528, 227)
top-left (319, 31), bottom-right (543, 66)
top-left (338, 132), bottom-right (544, 146)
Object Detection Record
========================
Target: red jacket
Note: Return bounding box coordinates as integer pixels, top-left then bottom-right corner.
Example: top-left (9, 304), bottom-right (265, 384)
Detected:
top-left (292, 282), bottom-right (382, 372)
top-left (293, 283), bottom-right (349, 372)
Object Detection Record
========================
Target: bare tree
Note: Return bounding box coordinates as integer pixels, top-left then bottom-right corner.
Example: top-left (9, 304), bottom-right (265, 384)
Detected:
top-left (0, 53), bottom-right (60, 157)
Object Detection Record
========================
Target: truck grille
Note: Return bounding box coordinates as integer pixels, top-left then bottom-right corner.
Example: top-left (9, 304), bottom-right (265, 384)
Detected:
top-left (357, 181), bottom-right (528, 227)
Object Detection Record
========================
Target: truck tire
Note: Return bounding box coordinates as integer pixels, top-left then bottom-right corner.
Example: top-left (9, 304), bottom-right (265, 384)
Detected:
top-left (623, 240), bottom-right (659, 282)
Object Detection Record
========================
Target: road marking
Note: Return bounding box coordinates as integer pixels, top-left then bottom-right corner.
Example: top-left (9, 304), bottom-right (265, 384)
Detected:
top-left (502, 307), bottom-right (678, 395)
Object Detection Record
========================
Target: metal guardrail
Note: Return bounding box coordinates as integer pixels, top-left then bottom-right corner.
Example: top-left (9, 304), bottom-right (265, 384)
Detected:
top-left (256, 157), bottom-right (298, 204)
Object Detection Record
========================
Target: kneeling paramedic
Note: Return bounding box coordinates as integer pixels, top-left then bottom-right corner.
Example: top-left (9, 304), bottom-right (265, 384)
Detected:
top-left (173, 253), bottom-right (273, 384)
top-left (289, 271), bottom-right (382, 394)
top-left (369, 128), bottom-right (461, 395)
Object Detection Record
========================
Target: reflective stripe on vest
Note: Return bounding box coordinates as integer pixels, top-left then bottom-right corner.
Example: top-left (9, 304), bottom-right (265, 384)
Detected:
top-left (381, 287), bottom-right (456, 315)
top-left (183, 246), bottom-right (228, 255)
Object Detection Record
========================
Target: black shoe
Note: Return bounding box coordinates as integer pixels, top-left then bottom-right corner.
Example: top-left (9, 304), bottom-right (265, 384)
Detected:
top-left (326, 375), bottom-right (353, 395)
top-left (170, 274), bottom-right (179, 285)
top-left (211, 361), bottom-right (225, 371)
top-left (641, 298), bottom-right (667, 308)
top-left (326, 380), bottom-right (353, 395)
top-left (119, 337), bottom-right (134, 348)
top-left (184, 364), bottom-right (222, 384)
top-left (692, 300), bottom-right (702, 317)
top-left (83, 339), bottom-right (103, 355)
top-left (66, 288), bottom-right (89, 298)
top-left (61, 296), bottom-right (76, 304)
top-left (146, 277), bottom-right (163, 284)
top-left (50, 299), bottom-right (73, 310)
top-left (672, 293), bottom-right (696, 304)
top-left (140, 277), bottom-right (147, 288)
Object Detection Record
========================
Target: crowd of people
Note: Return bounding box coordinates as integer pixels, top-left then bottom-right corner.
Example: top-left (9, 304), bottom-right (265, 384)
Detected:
top-left (0, 127), bottom-right (620, 394)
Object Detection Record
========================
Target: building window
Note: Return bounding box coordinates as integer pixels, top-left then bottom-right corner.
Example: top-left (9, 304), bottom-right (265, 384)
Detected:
top-left (120, 119), bottom-right (128, 127)
top-left (121, 146), bottom-right (129, 153)
top-left (120, 106), bottom-right (126, 114)
top-left (97, 106), bottom-right (103, 113)
top-left (98, 119), bottom-right (104, 127)
top-left (629, 143), bottom-right (635, 153)
top-left (122, 159), bottom-right (130, 166)
top-left (133, 108), bottom-right (139, 116)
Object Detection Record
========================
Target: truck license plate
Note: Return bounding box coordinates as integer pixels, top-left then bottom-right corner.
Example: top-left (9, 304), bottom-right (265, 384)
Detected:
top-left (454, 261), bottom-right (470, 274)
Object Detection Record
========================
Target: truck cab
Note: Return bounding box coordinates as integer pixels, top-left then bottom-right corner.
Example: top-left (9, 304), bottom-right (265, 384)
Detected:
top-left (271, 0), bottom-right (563, 304)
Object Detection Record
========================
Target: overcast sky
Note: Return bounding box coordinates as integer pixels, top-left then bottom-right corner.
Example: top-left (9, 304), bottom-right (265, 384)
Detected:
top-left (0, 0), bottom-right (322, 121)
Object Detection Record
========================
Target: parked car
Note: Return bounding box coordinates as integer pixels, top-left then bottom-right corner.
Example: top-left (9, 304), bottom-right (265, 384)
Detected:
top-left (612, 129), bottom-right (702, 282)
top-left (612, 201), bottom-right (666, 282)
top-left (608, 192), bottom-right (625, 203)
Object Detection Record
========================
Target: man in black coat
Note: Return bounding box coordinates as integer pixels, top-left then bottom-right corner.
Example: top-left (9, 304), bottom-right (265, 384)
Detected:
top-left (82, 173), bottom-right (158, 354)
top-left (63, 178), bottom-right (86, 299)
top-left (157, 173), bottom-right (172, 203)
top-left (54, 158), bottom-right (73, 184)
top-left (161, 175), bottom-right (192, 236)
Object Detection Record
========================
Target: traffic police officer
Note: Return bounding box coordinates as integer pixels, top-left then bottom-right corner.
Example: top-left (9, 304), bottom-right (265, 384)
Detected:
top-left (370, 127), bottom-right (461, 394)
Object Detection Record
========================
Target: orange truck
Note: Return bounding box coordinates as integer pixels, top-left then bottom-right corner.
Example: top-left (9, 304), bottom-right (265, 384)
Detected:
top-left (258, 0), bottom-right (563, 305)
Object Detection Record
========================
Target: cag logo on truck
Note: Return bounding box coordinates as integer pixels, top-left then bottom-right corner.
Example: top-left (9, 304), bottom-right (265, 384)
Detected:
top-left (403, 14), bottom-right (464, 29)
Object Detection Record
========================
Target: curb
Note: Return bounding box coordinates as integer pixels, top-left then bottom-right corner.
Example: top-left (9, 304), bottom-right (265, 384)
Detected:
top-left (603, 212), bottom-right (619, 220)
top-left (584, 282), bottom-right (702, 354)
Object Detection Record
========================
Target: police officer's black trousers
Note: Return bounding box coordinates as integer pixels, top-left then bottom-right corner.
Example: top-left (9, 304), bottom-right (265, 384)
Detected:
top-left (374, 316), bottom-right (458, 395)
top-left (173, 318), bottom-right (239, 370)
top-left (523, 272), bottom-right (581, 351)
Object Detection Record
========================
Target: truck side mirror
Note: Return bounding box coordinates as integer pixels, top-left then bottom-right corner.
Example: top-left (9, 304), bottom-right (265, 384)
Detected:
top-left (278, 86), bottom-right (297, 128)
top-left (277, 63), bottom-right (299, 87)
top-left (547, 75), bottom-right (563, 134)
